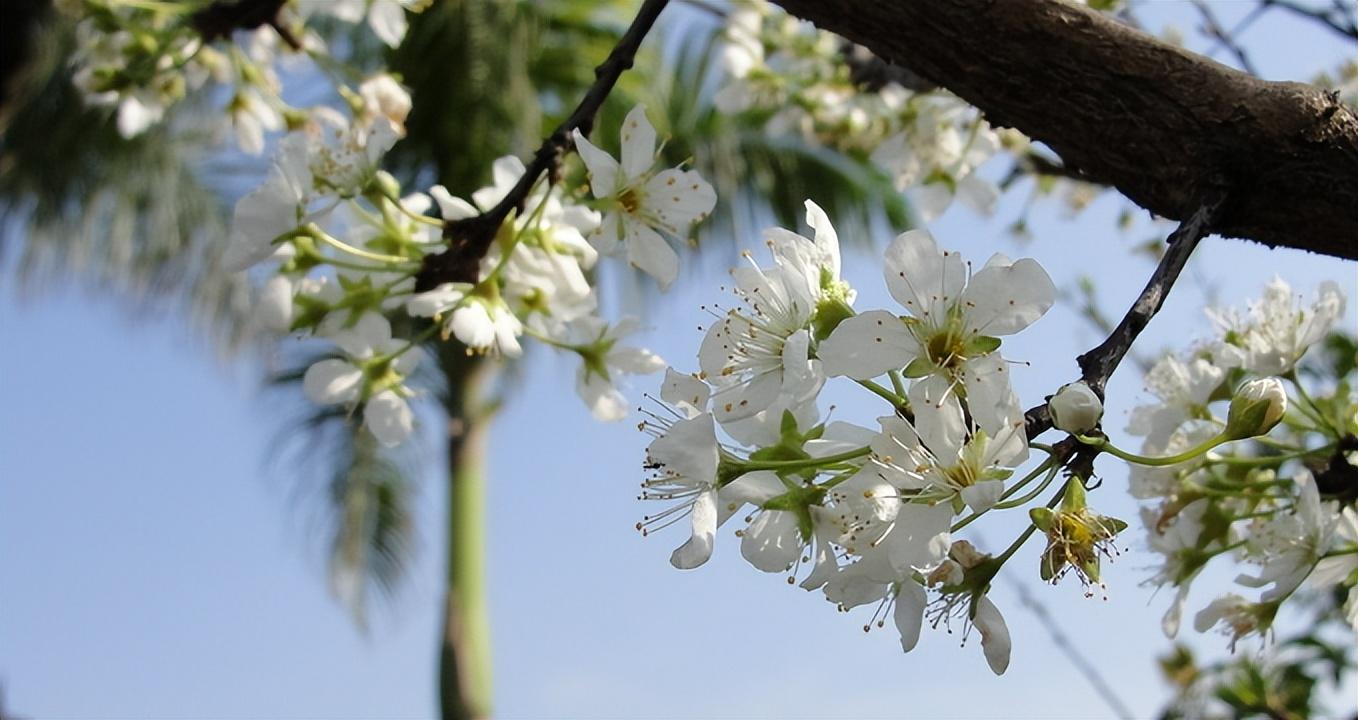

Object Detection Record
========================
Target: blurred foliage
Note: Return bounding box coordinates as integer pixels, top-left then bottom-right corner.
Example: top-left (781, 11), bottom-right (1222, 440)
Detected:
top-left (1157, 589), bottom-right (1355, 720)
top-left (0, 7), bottom-right (255, 353)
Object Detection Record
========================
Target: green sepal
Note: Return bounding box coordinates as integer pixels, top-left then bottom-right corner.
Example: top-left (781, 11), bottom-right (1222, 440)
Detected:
top-left (1029, 507), bottom-right (1054, 532)
top-left (964, 335), bottom-right (1002, 356)
top-left (903, 357), bottom-right (933, 378)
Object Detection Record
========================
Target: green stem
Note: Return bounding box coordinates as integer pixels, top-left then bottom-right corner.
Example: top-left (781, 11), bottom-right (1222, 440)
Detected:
top-left (307, 223), bottom-right (416, 266)
top-left (992, 459), bottom-right (1063, 511)
top-left (1078, 433), bottom-right (1226, 467)
top-left (1206, 442), bottom-right (1335, 466)
top-left (951, 458), bottom-right (1057, 531)
top-left (1284, 370), bottom-right (1338, 436)
top-left (856, 379), bottom-right (906, 408)
top-left (889, 369), bottom-right (907, 398)
top-left (743, 446), bottom-right (871, 470)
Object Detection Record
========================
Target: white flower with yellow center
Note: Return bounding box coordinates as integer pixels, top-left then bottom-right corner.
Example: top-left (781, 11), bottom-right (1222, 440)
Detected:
top-left (572, 104), bottom-right (716, 288)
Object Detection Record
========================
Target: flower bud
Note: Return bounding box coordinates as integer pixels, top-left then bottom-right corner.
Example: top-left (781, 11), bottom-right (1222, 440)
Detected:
top-left (1224, 377), bottom-right (1287, 440)
top-left (1048, 381), bottom-right (1103, 434)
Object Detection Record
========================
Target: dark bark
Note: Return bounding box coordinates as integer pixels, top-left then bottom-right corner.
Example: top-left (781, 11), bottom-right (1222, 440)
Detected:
top-left (773, 0), bottom-right (1358, 262)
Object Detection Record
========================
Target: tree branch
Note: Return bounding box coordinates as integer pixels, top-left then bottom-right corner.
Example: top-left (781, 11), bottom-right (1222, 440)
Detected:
top-left (1262, 0), bottom-right (1358, 43)
top-left (1191, 0), bottom-right (1259, 76)
top-left (771, 0), bottom-right (1358, 262)
top-left (190, 0), bottom-right (300, 50)
top-left (414, 0), bottom-right (670, 292)
top-left (1024, 189), bottom-right (1226, 439)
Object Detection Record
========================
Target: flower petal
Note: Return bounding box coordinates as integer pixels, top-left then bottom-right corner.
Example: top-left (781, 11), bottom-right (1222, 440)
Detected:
top-left (962, 255), bottom-right (1055, 337)
top-left (818, 310), bottom-right (919, 380)
top-left (974, 596), bottom-right (1011, 675)
top-left (741, 509), bottom-right (802, 573)
top-left (894, 580), bottom-right (927, 652)
top-left (883, 229), bottom-right (966, 320)
top-left (571, 129), bottom-right (620, 199)
top-left (669, 488), bottom-right (718, 570)
top-left (303, 359), bottom-right (363, 405)
top-left (365, 390), bottom-right (414, 447)
top-left (624, 220), bottom-right (679, 289)
top-left (620, 104), bottom-right (657, 182)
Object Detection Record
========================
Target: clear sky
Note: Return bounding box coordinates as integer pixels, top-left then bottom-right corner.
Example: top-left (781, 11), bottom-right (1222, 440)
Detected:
top-left (2, 2), bottom-right (1356, 718)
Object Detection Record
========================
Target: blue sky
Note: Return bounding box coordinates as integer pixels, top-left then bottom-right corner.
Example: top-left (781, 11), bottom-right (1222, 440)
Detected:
top-left (2, 2), bottom-right (1356, 718)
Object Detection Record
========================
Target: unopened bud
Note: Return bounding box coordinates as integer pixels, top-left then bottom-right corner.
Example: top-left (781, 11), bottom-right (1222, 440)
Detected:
top-left (1224, 377), bottom-right (1287, 440)
top-left (1049, 381), bottom-right (1103, 434)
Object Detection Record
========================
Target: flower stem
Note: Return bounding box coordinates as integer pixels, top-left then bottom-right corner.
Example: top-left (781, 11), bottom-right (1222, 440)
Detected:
top-left (856, 378), bottom-right (906, 408)
top-left (743, 446), bottom-right (871, 470)
top-left (1078, 433), bottom-right (1226, 466)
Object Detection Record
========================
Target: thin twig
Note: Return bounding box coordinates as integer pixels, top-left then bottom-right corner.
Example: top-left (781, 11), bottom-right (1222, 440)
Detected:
top-left (415, 0), bottom-right (671, 291)
top-left (1025, 188), bottom-right (1226, 439)
top-left (1261, 0), bottom-right (1358, 43)
top-left (1004, 577), bottom-right (1137, 720)
top-left (1191, 0), bottom-right (1259, 76)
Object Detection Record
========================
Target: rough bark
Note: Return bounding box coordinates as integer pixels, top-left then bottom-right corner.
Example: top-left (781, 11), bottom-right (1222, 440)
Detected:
top-left (773, 0), bottom-right (1358, 262)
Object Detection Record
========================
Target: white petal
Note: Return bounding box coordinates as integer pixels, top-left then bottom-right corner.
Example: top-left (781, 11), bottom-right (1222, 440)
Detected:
top-left (711, 371), bottom-right (781, 424)
top-left (974, 596), bottom-right (1011, 675)
top-left (884, 503), bottom-right (952, 574)
top-left (721, 470), bottom-right (786, 506)
top-left (624, 220), bottom-right (679, 289)
top-left (910, 182), bottom-right (954, 223)
top-left (572, 129), bottom-right (620, 199)
top-left (660, 368), bottom-right (710, 416)
top-left (647, 414), bottom-right (718, 483)
top-left (619, 104), bottom-right (657, 181)
top-left (365, 390), bottom-right (414, 447)
top-left (608, 345), bottom-right (666, 375)
top-left (368, 1), bottom-right (408, 47)
top-left (883, 229), bottom-right (966, 319)
top-left (670, 489), bottom-right (717, 570)
top-left (577, 370), bottom-right (628, 422)
top-left (406, 283), bottom-right (467, 317)
top-left (255, 276), bottom-right (295, 333)
top-left (818, 310), bottom-right (918, 380)
top-left (963, 256), bottom-right (1056, 337)
top-left (451, 303), bottom-right (496, 349)
top-left (961, 480), bottom-right (1005, 514)
top-left (430, 186), bottom-right (479, 220)
top-left (960, 353), bottom-right (1024, 438)
top-left (894, 581), bottom-right (927, 652)
top-left (641, 169), bottom-right (716, 232)
top-left (908, 375), bottom-right (968, 460)
top-left (588, 213), bottom-right (623, 254)
top-left (803, 199), bottom-right (840, 279)
top-left (303, 359), bottom-right (363, 405)
top-left (741, 510), bottom-right (802, 573)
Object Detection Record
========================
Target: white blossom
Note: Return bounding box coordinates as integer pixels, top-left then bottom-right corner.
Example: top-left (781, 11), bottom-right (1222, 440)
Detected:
top-left (572, 104), bottom-right (716, 288)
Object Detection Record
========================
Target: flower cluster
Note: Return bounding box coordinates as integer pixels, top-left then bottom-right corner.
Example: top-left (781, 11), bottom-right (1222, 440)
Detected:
top-left (714, 0), bottom-right (1002, 221)
top-left (1112, 279), bottom-right (1356, 645)
top-left (230, 101), bottom-right (712, 444)
top-left (63, 0), bottom-right (422, 149)
top-left (640, 202), bottom-right (1070, 673)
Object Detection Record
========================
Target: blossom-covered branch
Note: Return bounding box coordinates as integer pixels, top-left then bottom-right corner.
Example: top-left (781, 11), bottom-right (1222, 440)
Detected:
top-left (414, 0), bottom-right (671, 291)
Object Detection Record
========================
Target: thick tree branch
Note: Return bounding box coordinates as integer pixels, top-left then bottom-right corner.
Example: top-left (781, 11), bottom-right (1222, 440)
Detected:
top-left (1024, 190), bottom-right (1225, 439)
top-left (415, 0), bottom-right (669, 292)
top-left (772, 0), bottom-right (1358, 262)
